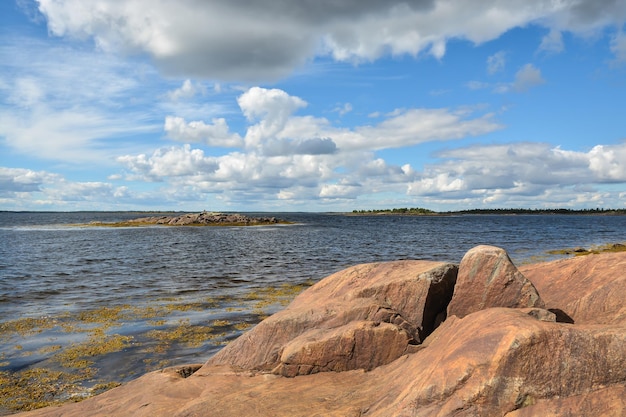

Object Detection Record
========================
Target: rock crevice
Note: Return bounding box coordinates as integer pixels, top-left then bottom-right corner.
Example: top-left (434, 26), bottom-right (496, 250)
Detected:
top-left (19, 246), bottom-right (626, 417)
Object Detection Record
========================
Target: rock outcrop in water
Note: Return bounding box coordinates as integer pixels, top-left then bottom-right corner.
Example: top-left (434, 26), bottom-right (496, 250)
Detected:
top-left (19, 246), bottom-right (626, 417)
top-left (95, 211), bottom-right (284, 226)
top-left (132, 211), bottom-right (282, 226)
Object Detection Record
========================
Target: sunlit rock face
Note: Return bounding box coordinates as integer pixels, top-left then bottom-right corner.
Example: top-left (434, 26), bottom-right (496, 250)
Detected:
top-left (206, 260), bottom-right (458, 376)
top-left (19, 249), bottom-right (626, 417)
top-left (447, 245), bottom-right (544, 319)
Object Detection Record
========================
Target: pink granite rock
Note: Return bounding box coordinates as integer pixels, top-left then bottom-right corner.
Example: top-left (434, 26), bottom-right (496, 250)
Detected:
top-left (447, 245), bottom-right (544, 318)
top-left (206, 260), bottom-right (457, 375)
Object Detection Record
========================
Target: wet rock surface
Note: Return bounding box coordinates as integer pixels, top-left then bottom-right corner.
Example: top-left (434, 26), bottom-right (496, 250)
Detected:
top-left (19, 247), bottom-right (626, 417)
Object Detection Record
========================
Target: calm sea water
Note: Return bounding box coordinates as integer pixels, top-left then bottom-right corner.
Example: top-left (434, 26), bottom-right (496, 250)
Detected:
top-left (1, 211), bottom-right (625, 395)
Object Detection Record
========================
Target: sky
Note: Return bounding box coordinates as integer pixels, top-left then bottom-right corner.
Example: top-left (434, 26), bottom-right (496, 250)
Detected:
top-left (1, 0), bottom-right (626, 212)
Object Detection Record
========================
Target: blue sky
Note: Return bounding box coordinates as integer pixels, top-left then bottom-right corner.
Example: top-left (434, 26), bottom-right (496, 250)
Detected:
top-left (1, 0), bottom-right (626, 212)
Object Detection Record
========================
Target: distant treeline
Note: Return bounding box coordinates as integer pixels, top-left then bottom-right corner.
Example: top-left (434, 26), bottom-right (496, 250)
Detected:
top-left (351, 207), bottom-right (626, 215)
top-left (450, 208), bottom-right (626, 215)
top-left (351, 207), bottom-right (436, 214)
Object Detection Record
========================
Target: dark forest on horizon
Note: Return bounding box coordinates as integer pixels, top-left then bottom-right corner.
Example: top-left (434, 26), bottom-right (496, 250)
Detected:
top-left (350, 207), bottom-right (626, 215)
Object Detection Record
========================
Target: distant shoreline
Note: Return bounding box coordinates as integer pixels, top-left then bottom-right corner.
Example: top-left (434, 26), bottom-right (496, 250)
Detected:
top-left (2, 208), bottom-right (626, 216)
top-left (347, 208), bottom-right (626, 216)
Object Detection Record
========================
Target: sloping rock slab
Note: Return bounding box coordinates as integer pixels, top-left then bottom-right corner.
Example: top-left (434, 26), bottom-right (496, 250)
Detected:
top-left (371, 308), bottom-right (626, 416)
top-left (206, 260), bottom-right (457, 375)
top-left (504, 385), bottom-right (626, 417)
top-left (20, 307), bottom-right (626, 417)
top-left (520, 251), bottom-right (626, 325)
top-left (447, 245), bottom-right (544, 318)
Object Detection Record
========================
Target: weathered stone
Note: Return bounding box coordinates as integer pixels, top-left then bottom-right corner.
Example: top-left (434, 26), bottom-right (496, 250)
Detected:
top-left (206, 260), bottom-right (458, 375)
top-left (367, 307), bottom-right (626, 417)
top-left (520, 251), bottom-right (626, 325)
top-left (20, 307), bottom-right (626, 417)
top-left (504, 385), bottom-right (626, 417)
top-left (128, 212), bottom-right (281, 226)
top-left (447, 245), bottom-right (544, 318)
top-left (17, 252), bottom-right (626, 417)
top-left (274, 321), bottom-right (413, 377)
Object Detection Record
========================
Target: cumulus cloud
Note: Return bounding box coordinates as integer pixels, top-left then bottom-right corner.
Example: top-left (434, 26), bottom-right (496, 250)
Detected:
top-left (406, 141), bottom-right (626, 207)
top-left (117, 145), bottom-right (219, 181)
top-left (238, 87), bottom-right (308, 148)
top-left (588, 143), bottom-right (626, 180)
top-left (164, 116), bottom-right (243, 147)
top-left (0, 167), bottom-right (58, 194)
top-left (0, 166), bottom-right (136, 209)
top-left (34, 0), bottom-right (626, 81)
top-left (166, 79), bottom-right (203, 101)
top-left (262, 138), bottom-right (338, 157)
top-left (110, 85), bottom-right (505, 206)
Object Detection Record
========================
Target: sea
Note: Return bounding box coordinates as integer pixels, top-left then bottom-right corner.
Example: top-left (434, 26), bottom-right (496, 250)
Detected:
top-left (1, 211), bottom-right (625, 408)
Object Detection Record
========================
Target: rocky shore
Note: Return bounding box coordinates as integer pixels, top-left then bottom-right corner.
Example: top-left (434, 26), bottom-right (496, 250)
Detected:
top-left (90, 211), bottom-right (286, 227)
top-left (19, 245), bottom-right (626, 416)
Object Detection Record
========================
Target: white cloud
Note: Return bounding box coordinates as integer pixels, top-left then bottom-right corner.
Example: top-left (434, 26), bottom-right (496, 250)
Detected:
top-left (0, 106), bottom-right (154, 162)
top-left (34, 0), bottom-right (626, 81)
top-left (231, 87), bottom-right (503, 154)
top-left (111, 85), bottom-right (506, 206)
top-left (588, 143), bottom-right (626, 180)
top-left (539, 29), bottom-right (564, 54)
top-left (237, 87), bottom-right (308, 148)
top-left (466, 80), bottom-right (490, 90)
top-left (610, 30), bottom-right (626, 63)
top-left (406, 142), bottom-right (626, 207)
top-left (0, 166), bottom-right (136, 209)
top-left (117, 144), bottom-right (219, 181)
top-left (512, 64), bottom-right (546, 92)
top-left (7, 77), bottom-right (45, 108)
top-left (495, 64), bottom-right (546, 93)
top-left (0, 167), bottom-right (59, 194)
top-left (352, 108), bottom-right (502, 150)
top-left (487, 51), bottom-right (506, 74)
top-left (164, 116), bottom-right (244, 148)
top-left (333, 103), bottom-right (353, 116)
top-left (166, 79), bottom-right (203, 101)
top-left (0, 36), bottom-right (162, 162)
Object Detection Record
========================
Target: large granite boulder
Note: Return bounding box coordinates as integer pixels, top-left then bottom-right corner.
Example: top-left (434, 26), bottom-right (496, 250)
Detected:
top-left (206, 260), bottom-right (458, 375)
top-left (21, 306), bottom-right (626, 417)
top-left (520, 251), bottom-right (626, 325)
top-left (447, 245), bottom-right (544, 318)
top-left (363, 307), bottom-right (626, 416)
top-left (17, 250), bottom-right (626, 417)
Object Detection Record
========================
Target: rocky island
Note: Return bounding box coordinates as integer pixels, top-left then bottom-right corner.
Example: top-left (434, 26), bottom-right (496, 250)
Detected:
top-left (18, 245), bottom-right (626, 417)
top-left (89, 211), bottom-right (288, 227)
